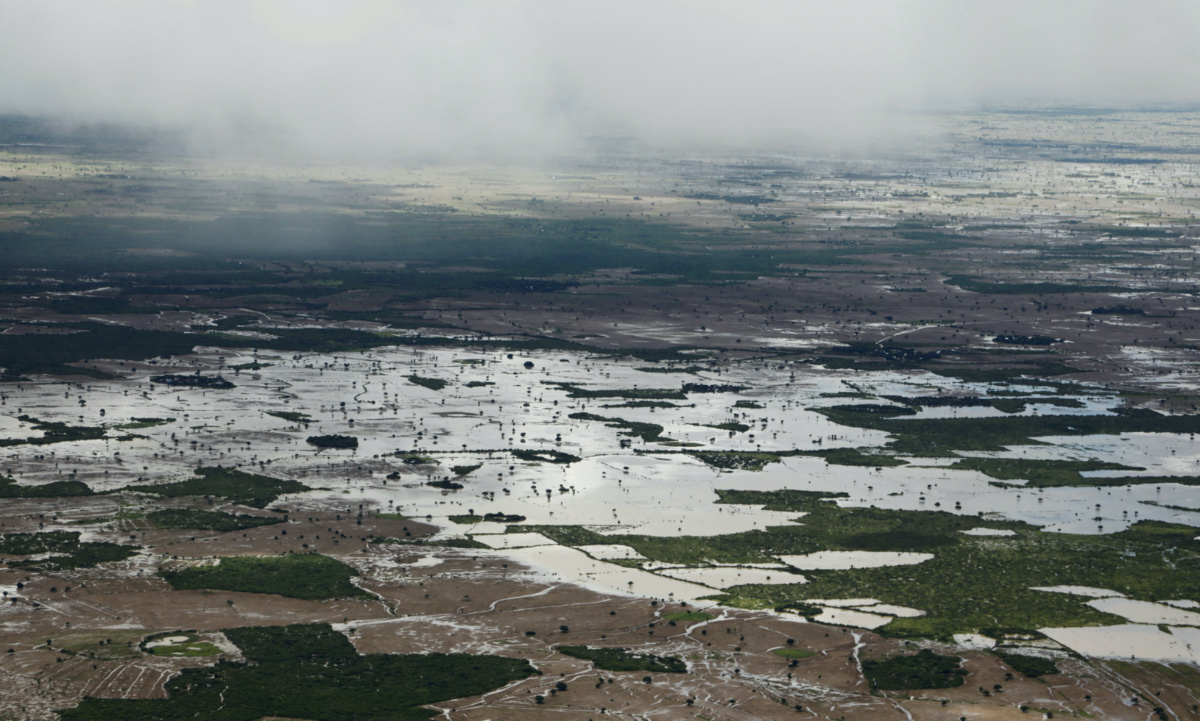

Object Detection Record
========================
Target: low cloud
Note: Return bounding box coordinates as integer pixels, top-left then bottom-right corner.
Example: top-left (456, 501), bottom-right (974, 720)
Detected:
top-left (2, 0), bottom-right (1198, 159)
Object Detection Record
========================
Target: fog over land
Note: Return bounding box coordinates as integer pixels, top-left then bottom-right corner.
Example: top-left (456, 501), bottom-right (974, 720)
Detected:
top-left (3, 0), bottom-right (1200, 158)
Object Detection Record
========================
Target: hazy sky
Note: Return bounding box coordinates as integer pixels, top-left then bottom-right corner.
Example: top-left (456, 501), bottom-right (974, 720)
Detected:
top-left (2, 0), bottom-right (1200, 158)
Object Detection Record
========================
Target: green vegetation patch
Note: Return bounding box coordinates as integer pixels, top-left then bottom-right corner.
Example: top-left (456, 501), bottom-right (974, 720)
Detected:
top-left (114, 417), bottom-right (175, 430)
top-left (546, 382), bottom-right (687, 401)
top-left (772, 647), bottom-right (815, 659)
top-left (0, 530), bottom-right (138, 570)
top-left (146, 509), bottom-right (284, 533)
top-left (556, 645), bottom-right (687, 673)
top-left (635, 365), bottom-right (705, 374)
top-left (686, 450), bottom-right (783, 471)
top-left (149, 373), bottom-right (236, 389)
top-left (698, 422), bottom-right (751, 433)
top-left (510, 449), bottom-right (581, 464)
top-left (142, 632), bottom-right (222, 658)
top-left (800, 448), bottom-right (907, 467)
top-left (128, 466), bottom-right (309, 508)
top-left (816, 406), bottom-right (1200, 456)
top-left (663, 611), bottom-right (713, 622)
top-left (531, 492), bottom-right (1200, 638)
top-left (61, 623), bottom-right (537, 721)
top-left (450, 513), bottom-right (525, 524)
top-left (993, 650), bottom-right (1059, 678)
top-left (0, 475), bottom-right (94, 498)
top-left (0, 415), bottom-right (108, 447)
top-left (863, 649), bottom-right (967, 690)
top-left (406, 374), bottom-right (447, 391)
top-left (306, 434), bottom-right (358, 449)
top-left (160, 553), bottom-right (371, 600)
top-left (230, 361), bottom-right (271, 371)
top-left (451, 464), bottom-right (481, 476)
top-left (950, 457), bottom-right (1145, 488)
top-left (266, 410), bottom-right (311, 423)
top-left (569, 412), bottom-right (671, 443)
top-left (734, 400), bottom-right (765, 409)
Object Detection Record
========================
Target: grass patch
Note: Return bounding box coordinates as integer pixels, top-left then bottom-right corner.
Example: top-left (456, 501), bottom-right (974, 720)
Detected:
top-left (733, 400), bottom-right (765, 409)
top-left (142, 632), bottom-right (222, 658)
top-left (0, 475), bottom-right (94, 498)
top-left (994, 650), bottom-right (1059, 677)
top-left (699, 422), bottom-right (751, 433)
top-left (800, 448), bottom-right (907, 467)
top-left (230, 361), bottom-right (271, 371)
top-left (406, 374), bottom-right (447, 391)
top-left (950, 457), bottom-right (1145, 487)
top-left (146, 509), bottom-right (284, 533)
top-left (685, 451), bottom-right (782, 471)
top-left (60, 623), bottom-right (537, 721)
top-left (663, 611), bottom-right (713, 622)
top-left (635, 366), bottom-right (705, 374)
top-left (816, 406), bottom-right (1200, 456)
top-left (510, 449), bottom-right (581, 464)
top-left (114, 417), bottom-right (175, 430)
top-left (0, 531), bottom-right (138, 570)
top-left (0, 415), bottom-right (109, 447)
top-left (863, 649), bottom-right (967, 690)
top-left (127, 466), bottom-right (309, 508)
top-left (266, 410), bottom-right (311, 423)
top-left (451, 464), bottom-right (481, 476)
top-left (570, 412), bottom-right (671, 443)
top-left (159, 553), bottom-right (371, 600)
top-left (307, 434), bottom-right (358, 449)
top-left (546, 382), bottom-right (687, 401)
top-left (556, 645), bottom-right (687, 673)
top-left (149, 373), bottom-right (236, 389)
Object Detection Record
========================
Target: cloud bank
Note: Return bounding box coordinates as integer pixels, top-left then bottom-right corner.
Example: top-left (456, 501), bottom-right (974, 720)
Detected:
top-left (2, 0), bottom-right (1199, 158)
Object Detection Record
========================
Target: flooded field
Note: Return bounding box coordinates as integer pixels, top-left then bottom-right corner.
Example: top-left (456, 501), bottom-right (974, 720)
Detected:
top-left (2, 344), bottom-right (1199, 667)
top-left (2, 105), bottom-right (1200, 719)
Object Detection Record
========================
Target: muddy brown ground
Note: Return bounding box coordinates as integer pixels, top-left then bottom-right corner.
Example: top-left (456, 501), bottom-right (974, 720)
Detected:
top-left (1, 494), bottom-right (1194, 720)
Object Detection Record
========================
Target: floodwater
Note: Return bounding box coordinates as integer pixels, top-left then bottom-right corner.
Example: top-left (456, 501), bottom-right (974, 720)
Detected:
top-left (654, 566), bottom-right (806, 588)
top-left (1041, 624), bottom-right (1200, 663)
top-left (1086, 598), bottom-right (1200, 626)
top-left (778, 551), bottom-right (934, 570)
top-left (3, 343), bottom-right (1200, 660)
